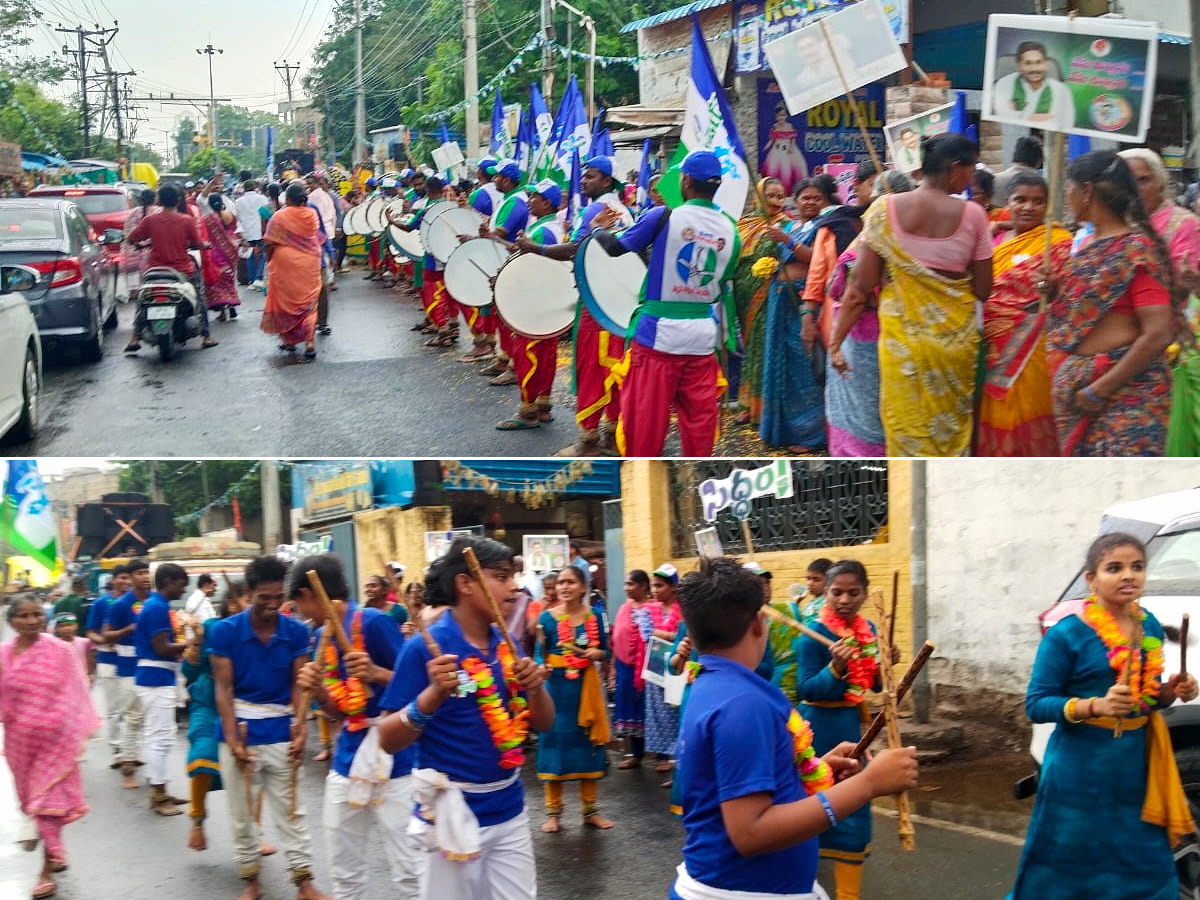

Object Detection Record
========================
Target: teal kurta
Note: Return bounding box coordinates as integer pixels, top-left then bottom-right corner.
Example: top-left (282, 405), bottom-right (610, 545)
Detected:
top-left (1009, 611), bottom-right (1176, 900)
top-left (535, 609), bottom-right (610, 782)
top-left (182, 616), bottom-right (222, 788)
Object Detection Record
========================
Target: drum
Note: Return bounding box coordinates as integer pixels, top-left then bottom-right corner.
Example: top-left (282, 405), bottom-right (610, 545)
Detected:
top-left (444, 238), bottom-right (511, 308)
top-left (574, 234), bottom-right (646, 337)
top-left (363, 197), bottom-right (388, 234)
top-left (493, 253), bottom-right (578, 339)
top-left (426, 206), bottom-right (487, 264)
top-left (418, 200), bottom-right (452, 250)
top-left (388, 223), bottom-right (425, 260)
top-left (342, 203), bottom-right (367, 236)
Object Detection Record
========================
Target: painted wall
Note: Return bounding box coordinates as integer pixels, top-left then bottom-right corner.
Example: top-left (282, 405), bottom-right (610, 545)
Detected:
top-left (636, 7), bottom-right (734, 107)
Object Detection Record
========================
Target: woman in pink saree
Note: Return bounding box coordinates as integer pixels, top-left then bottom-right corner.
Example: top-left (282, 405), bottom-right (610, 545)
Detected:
top-left (201, 194), bottom-right (242, 321)
top-left (1, 596), bottom-right (99, 899)
top-left (260, 182), bottom-right (322, 359)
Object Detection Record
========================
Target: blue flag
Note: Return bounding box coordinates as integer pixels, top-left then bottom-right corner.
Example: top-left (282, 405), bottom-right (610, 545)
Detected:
top-left (1068, 134), bottom-right (1092, 161)
top-left (440, 122), bottom-right (452, 146)
top-left (515, 106), bottom-right (533, 174)
top-left (592, 128), bottom-right (615, 159)
top-left (265, 125), bottom-right (274, 174)
top-left (529, 82), bottom-right (553, 166)
top-left (490, 90), bottom-right (507, 156)
top-left (1, 460), bottom-right (58, 574)
top-left (591, 107), bottom-right (607, 143)
top-left (539, 75), bottom-right (590, 185)
top-left (949, 90), bottom-right (968, 136)
top-left (636, 139), bottom-right (653, 210)
top-left (568, 148), bottom-right (583, 223)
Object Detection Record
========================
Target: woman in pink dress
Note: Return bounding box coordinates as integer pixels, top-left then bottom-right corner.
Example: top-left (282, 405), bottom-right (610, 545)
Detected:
top-left (1, 597), bottom-right (99, 899)
top-left (201, 194), bottom-right (243, 321)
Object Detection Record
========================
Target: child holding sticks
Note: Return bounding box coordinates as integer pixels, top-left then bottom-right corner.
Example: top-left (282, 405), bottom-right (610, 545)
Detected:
top-left (378, 536), bottom-right (555, 900)
top-left (671, 555), bottom-right (916, 900)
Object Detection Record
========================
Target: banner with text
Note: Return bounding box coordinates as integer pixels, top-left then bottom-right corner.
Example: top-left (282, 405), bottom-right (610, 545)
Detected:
top-left (700, 459), bottom-right (795, 522)
top-left (735, 0), bottom-right (909, 75)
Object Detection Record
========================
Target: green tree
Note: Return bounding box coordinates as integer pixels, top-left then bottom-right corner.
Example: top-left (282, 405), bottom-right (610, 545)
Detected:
top-left (0, 0), bottom-right (66, 83)
top-left (185, 146), bottom-right (242, 177)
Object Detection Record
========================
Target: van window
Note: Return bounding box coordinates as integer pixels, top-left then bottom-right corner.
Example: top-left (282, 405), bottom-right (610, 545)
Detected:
top-left (1145, 527), bottom-right (1200, 597)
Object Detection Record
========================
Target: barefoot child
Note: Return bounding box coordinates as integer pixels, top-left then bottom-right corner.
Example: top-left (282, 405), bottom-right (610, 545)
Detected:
top-left (378, 536), bottom-right (555, 900)
top-left (671, 556), bottom-right (918, 899)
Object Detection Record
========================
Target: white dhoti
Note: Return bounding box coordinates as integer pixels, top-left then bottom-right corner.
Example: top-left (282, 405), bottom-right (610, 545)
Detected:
top-left (219, 739), bottom-right (313, 880)
top-left (94, 661), bottom-right (122, 755)
top-left (116, 670), bottom-right (144, 764)
top-left (135, 681), bottom-right (177, 786)
top-left (672, 863), bottom-right (830, 900)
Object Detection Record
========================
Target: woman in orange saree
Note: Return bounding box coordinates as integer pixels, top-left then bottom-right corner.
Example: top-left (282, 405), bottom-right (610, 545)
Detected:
top-left (260, 182), bottom-right (322, 359)
top-left (977, 172), bottom-right (1072, 456)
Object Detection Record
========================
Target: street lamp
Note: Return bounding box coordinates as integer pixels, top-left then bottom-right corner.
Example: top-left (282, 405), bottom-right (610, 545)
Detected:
top-left (196, 44), bottom-right (224, 159)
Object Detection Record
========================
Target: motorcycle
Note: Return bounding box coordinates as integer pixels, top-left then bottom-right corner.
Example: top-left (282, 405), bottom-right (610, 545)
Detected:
top-left (134, 266), bottom-right (202, 362)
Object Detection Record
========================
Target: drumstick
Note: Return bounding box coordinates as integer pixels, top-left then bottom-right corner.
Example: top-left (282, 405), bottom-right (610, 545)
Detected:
top-left (874, 589), bottom-right (915, 851)
top-left (305, 569), bottom-right (373, 698)
top-left (850, 641), bottom-right (936, 760)
top-left (760, 603), bottom-right (834, 648)
top-left (237, 721), bottom-right (255, 818)
top-left (1181, 614), bottom-right (1190, 679)
top-left (889, 570), bottom-right (900, 647)
top-left (1114, 616), bottom-right (1144, 738)
top-left (290, 623), bottom-right (331, 820)
top-left (469, 258), bottom-right (492, 279)
top-left (461, 547), bottom-right (521, 658)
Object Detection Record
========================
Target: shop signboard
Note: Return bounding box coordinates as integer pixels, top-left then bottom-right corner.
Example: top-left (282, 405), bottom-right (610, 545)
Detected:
top-left (735, 0), bottom-right (908, 75)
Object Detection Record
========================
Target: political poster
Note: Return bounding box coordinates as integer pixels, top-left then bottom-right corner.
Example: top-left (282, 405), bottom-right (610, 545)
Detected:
top-left (765, 0), bottom-right (906, 116)
top-left (523, 534), bottom-right (570, 574)
top-left (982, 14), bottom-right (1158, 142)
top-left (758, 79), bottom-right (885, 195)
top-left (699, 459), bottom-right (794, 522)
top-left (884, 102), bottom-right (954, 174)
top-left (694, 526), bottom-right (724, 559)
top-left (734, 0), bottom-right (909, 75)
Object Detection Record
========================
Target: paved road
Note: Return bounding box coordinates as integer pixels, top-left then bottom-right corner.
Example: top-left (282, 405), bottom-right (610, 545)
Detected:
top-left (7, 266), bottom-right (802, 458)
top-left (3, 716), bottom-right (1026, 900)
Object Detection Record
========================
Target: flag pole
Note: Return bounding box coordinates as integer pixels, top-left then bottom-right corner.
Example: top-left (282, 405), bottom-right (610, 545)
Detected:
top-left (819, 19), bottom-right (885, 175)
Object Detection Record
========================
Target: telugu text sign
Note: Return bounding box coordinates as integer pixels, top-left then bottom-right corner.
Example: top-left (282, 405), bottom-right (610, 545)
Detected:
top-left (699, 459), bottom-right (794, 522)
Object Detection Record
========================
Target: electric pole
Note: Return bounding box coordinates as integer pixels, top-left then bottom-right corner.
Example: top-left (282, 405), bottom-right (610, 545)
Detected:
top-left (56, 24), bottom-right (119, 157)
top-left (274, 60), bottom-right (300, 127)
top-left (260, 461), bottom-right (281, 551)
top-left (354, 0), bottom-right (366, 166)
top-left (196, 44), bottom-right (224, 153)
top-left (464, 0), bottom-right (480, 159)
top-left (540, 0), bottom-right (554, 99)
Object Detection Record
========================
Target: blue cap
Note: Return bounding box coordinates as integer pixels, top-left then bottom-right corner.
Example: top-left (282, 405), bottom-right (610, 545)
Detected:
top-left (528, 178), bottom-right (562, 208)
top-left (495, 160), bottom-right (521, 182)
top-left (365, 177), bottom-right (378, 187)
top-left (681, 149), bottom-right (722, 183)
top-left (478, 156), bottom-right (498, 173)
top-left (584, 156), bottom-right (614, 178)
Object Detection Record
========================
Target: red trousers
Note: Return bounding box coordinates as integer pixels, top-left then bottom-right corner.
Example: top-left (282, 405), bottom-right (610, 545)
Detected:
top-left (498, 326), bottom-right (516, 362)
top-left (368, 238), bottom-right (398, 274)
top-left (617, 342), bottom-right (721, 457)
top-left (513, 335), bottom-right (558, 405)
top-left (458, 304), bottom-right (496, 341)
top-left (575, 307), bottom-right (622, 430)
top-left (421, 270), bottom-right (451, 328)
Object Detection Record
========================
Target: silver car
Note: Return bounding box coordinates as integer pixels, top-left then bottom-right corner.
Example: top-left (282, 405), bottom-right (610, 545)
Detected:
top-left (0, 264), bottom-right (41, 443)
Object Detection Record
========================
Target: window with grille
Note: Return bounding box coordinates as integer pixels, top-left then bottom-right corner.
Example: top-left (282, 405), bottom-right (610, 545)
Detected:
top-left (668, 460), bottom-right (890, 556)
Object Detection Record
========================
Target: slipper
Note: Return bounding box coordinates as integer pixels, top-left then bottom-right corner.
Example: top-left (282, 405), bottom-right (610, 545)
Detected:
top-left (411, 321), bottom-right (432, 332)
top-left (426, 335), bottom-right (456, 348)
top-left (496, 417), bottom-right (540, 431)
top-left (318, 325), bottom-right (332, 336)
top-left (31, 880), bottom-right (56, 899)
top-left (537, 408), bottom-right (555, 423)
top-left (303, 349), bottom-right (317, 360)
top-left (201, 338), bottom-right (219, 349)
top-left (489, 371), bottom-right (518, 386)
top-left (49, 856), bottom-right (67, 873)
top-left (279, 343), bottom-right (296, 352)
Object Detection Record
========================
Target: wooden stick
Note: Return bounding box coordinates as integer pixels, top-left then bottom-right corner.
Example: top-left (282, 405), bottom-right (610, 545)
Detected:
top-left (740, 518), bottom-right (755, 558)
top-left (1114, 616), bottom-right (1143, 738)
top-left (850, 641), bottom-right (936, 759)
top-left (305, 569), bottom-right (373, 698)
top-left (378, 554), bottom-right (442, 657)
top-left (760, 602), bottom-right (835, 648)
top-left (290, 624), bottom-right (332, 820)
top-left (237, 721), bottom-right (255, 819)
top-left (875, 589), bottom-right (915, 852)
top-left (461, 546), bottom-right (521, 658)
top-left (820, 19), bottom-right (885, 175)
top-left (888, 570), bottom-right (900, 647)
top-left (1182, 614), bottom-right (1190, 679)
top-left (1038, 131), bottom-right (1066, 317)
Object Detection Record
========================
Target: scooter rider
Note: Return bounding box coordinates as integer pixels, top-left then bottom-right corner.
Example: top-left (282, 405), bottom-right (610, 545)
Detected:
top-left (123, 182), bottom-right (219, 352)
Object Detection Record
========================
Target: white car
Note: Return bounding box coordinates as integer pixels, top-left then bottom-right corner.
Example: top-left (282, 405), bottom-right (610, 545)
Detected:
top-left (1021, 488), bottom-right (1200, 897)
top-left (0, 264), bottom-right (42, 443)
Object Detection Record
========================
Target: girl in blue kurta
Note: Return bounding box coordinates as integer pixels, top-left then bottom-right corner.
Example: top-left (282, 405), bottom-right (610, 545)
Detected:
top-left (795, 559), bottom-right (886, 900)
top-left (535, 564), bottom-right (613, 832)
top-left (1010, 532), bottom-right (1199, 900)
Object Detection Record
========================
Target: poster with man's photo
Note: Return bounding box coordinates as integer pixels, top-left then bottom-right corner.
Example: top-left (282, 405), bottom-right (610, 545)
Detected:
top-left (884, 102), bottom-right (953, 174)
top-left (522, 535), bottom-right (570, 574)
top-left (982, 14), bottom-right (1158, 142)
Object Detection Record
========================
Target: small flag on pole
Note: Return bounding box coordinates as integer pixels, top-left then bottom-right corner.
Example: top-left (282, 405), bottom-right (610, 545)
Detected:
top-left (1, 460), bottom-right (58, 575)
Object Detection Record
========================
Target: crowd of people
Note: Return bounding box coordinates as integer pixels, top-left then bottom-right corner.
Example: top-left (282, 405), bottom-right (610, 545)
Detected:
top-left (1, 531), bottom-right (1197, 899)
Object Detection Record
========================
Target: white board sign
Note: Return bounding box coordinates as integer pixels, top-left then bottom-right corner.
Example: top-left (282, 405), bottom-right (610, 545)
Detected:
top-left (699, 459), bottom-right (794, 522)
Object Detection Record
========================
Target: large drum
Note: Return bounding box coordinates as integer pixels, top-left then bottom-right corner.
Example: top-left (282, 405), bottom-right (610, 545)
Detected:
top-left (574, 233), bottom-right (646, 337)
top-left (388, 222), bottom-right (425, 260)
top-left (418, 200), bottom-right (452, 249)
top-left (362, 196), bottom-right (388, 234)
top-left (444, 238), bottom-right (512, 308)
top-left (342, 203), bottom-right (368, 236)
top-left (493, 254), bottom-right (578, 339)
top-left (425, 206), bottom-right (487, 264)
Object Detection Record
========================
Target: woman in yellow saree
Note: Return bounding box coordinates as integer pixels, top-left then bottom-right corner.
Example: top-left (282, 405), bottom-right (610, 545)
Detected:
top-left (977, 172), bottom-right (1071, 456)
top-left (854, 134), bottom-right (993, 456)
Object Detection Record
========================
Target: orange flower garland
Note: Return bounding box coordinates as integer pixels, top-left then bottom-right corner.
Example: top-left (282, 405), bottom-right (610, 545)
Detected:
top-left (556, 612), bottom-right (600, 679)
top-left (460, 642), bottom-right (530, 769)
top-left (1081, 596), bottom-right (1164, 714)
top-left (324, 612), bottom-right (369, 732)
top-left (819, 605), bottom-right (880, 702)
top-left (788, 709), bottom-right (834, 795)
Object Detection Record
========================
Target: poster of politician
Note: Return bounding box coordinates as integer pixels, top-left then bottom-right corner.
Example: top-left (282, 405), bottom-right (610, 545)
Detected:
top-left (884, 102), bottom-right (953, 174)
top-left (982, 14), bottom-right (1157, 142)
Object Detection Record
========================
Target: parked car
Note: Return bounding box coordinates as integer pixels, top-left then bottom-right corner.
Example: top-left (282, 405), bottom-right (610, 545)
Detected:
top-left (0, 264), bottom-right (42, 443)
top-left (29, 183), bottom-right (133, 268)
top-left (1018, 488), bottom-right (1200, 896)
top-left (0, 198), bottom-right (119, 362)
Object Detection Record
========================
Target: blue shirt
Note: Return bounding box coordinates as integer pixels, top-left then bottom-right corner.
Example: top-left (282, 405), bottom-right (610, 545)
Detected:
top-left (381, 611), bottom-right (528, 826)
top-left (491, 192), bottom-right (529, 237)
top-left (208, 609), bottom-right (311, 745)
top-left (317, 602), bottom-right (415, 779)
top-left (87, 593), bottom-right (118, 665)
top-left (105, 589), bottom-right (145, 677)
top-left (134, 592), bottom-right (178, 687)
top-left (677, 655), bottom-right (818, 894)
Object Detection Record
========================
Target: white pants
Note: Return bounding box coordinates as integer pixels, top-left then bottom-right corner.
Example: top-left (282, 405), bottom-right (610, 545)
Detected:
top-left (117, 675), bottom-right (144, 764)
top-left (136, 684), bottom-right (176, 786)
top-left (219, 741), bottom-right (312, 877)
top-left (325, 771), bottom-right (425, 900)
top-left (95, 663), bottom-right (123, 754)
top-left (422, 810), bottom-right (535, 900)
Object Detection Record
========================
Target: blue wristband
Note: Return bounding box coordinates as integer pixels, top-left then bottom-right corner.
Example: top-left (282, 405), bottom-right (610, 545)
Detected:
top-left (816, 791), bottom-right (838, 828)
top-left (406, 700), bottom-right (434, 729)
top-left (1083, 385), bottom-right (1102, 404)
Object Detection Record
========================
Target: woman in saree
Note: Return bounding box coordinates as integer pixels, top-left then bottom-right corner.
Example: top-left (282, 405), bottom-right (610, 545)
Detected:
top-left (828, 170), bottom-right (915, 457)
top-left (1, 596), bottom-right (99, 899)
top-left (854, 133), bottom-right (993, 456)
top-left (1009, 532), bottom-right (1198, 900)
top-left (733, 177), bottom-right (789, 425)
top-left (122, 189), bottom-right (159, 301)
top-left (759, 176), bottom-right (838, 451)
top-left (975, 172), bottom-right (1072, 456)
top-left (611, 569), bottom-right (652, 769)
top-left (202, 194), bottom-right (242, 321)
top-left (260, 182), bottom-right (323, 360)
top-left (1049, 150), bottom-right (1178, 456)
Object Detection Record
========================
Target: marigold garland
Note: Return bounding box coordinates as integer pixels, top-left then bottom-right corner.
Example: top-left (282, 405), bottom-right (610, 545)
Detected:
top-left (1081, 596), bottom-right (1164, 714)
top-left (788, 709), bottom-right (835, 795)
top-left (460, 642), bottom-right (530, 769)
top-left (556, 612), bottom-right (600, 679)
top-left (818, 606), bottom-right (880, 702)
top-left (751, 256), bottom-right (780, 279)
top-left (324, 611), bottom-right (369, 732)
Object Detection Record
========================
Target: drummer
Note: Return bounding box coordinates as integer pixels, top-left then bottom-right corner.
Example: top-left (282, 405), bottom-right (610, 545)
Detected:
top-left (388, 176), bottom-right (456, 348)
top-left (473, 160), bottom-right (532, 380)
top-left (394, 170), bottom-right (428, 295)
top-left (599, 149), bottom-right (739, 457)
top-left (466, 157), bottom-right (502, 217)
top-left (515, 156), bottom-right (634, 457)
top-left (495, 178), bottom-right (565, 432)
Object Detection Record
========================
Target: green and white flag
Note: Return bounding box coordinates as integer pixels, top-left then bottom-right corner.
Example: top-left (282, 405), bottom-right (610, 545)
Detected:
top-left (1, 460), bottom-right (58, 574)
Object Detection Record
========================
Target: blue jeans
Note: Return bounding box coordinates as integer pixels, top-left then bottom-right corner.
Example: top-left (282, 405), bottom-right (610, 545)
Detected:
top-left (248, 240), bottom-right (265, 282)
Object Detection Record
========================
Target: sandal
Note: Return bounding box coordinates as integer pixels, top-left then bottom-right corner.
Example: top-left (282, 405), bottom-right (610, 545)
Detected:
top-left (537, 407), bottom-right (555, 423)
top-left (201, 337), bottom-right (219, 349)
top-left (489, 371), bottom-right (518, 386)
top-left (496, 416), bottom-right (540, 431)
top-left (31, 880), bottom-right (56, 899)
top-left (279, 343), bottom-right (296, 353)
top-left (48, 856), bottom-right (67, 873)
top-left (426, 334), bottom-right (456, 348)
top-left (303, 348), bottom-right (317, 360)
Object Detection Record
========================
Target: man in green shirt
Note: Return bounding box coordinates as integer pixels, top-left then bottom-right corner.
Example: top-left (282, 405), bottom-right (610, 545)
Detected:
top-left (54, 575), bottom-right (89, 621)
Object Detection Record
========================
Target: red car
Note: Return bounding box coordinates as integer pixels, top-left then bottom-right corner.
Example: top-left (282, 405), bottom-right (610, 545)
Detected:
top-left (28, 185), bottom-right (133, 263)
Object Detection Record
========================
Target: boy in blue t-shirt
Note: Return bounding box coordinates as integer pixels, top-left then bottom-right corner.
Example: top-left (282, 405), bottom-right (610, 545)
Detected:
top-left (292, 553), bottom-right (425, 898)
top-left (671, 557), bottom-right (917, 900)
top-left (104, 558), bottom-right (152, 788)
top-left (87, 564), bottom-right (131, 765)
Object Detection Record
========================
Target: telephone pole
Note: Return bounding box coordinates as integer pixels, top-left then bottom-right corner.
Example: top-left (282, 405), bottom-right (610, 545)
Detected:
top-left (196, 44), bottom-right (224, 152)
top-left (540, 0), bottom-right (554, 99)
top-left (274, 60), bottom-right (300, 126)
top-left (464, 0), bottom-right (480, 159)
top-left (354, 0), bottom-right (366, 165)
top-left (56, 23), bottom-right (119, 157)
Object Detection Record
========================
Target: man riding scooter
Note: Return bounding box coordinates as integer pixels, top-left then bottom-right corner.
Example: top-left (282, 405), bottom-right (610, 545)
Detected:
top-left (123, 183), bottom-right (219, 352)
